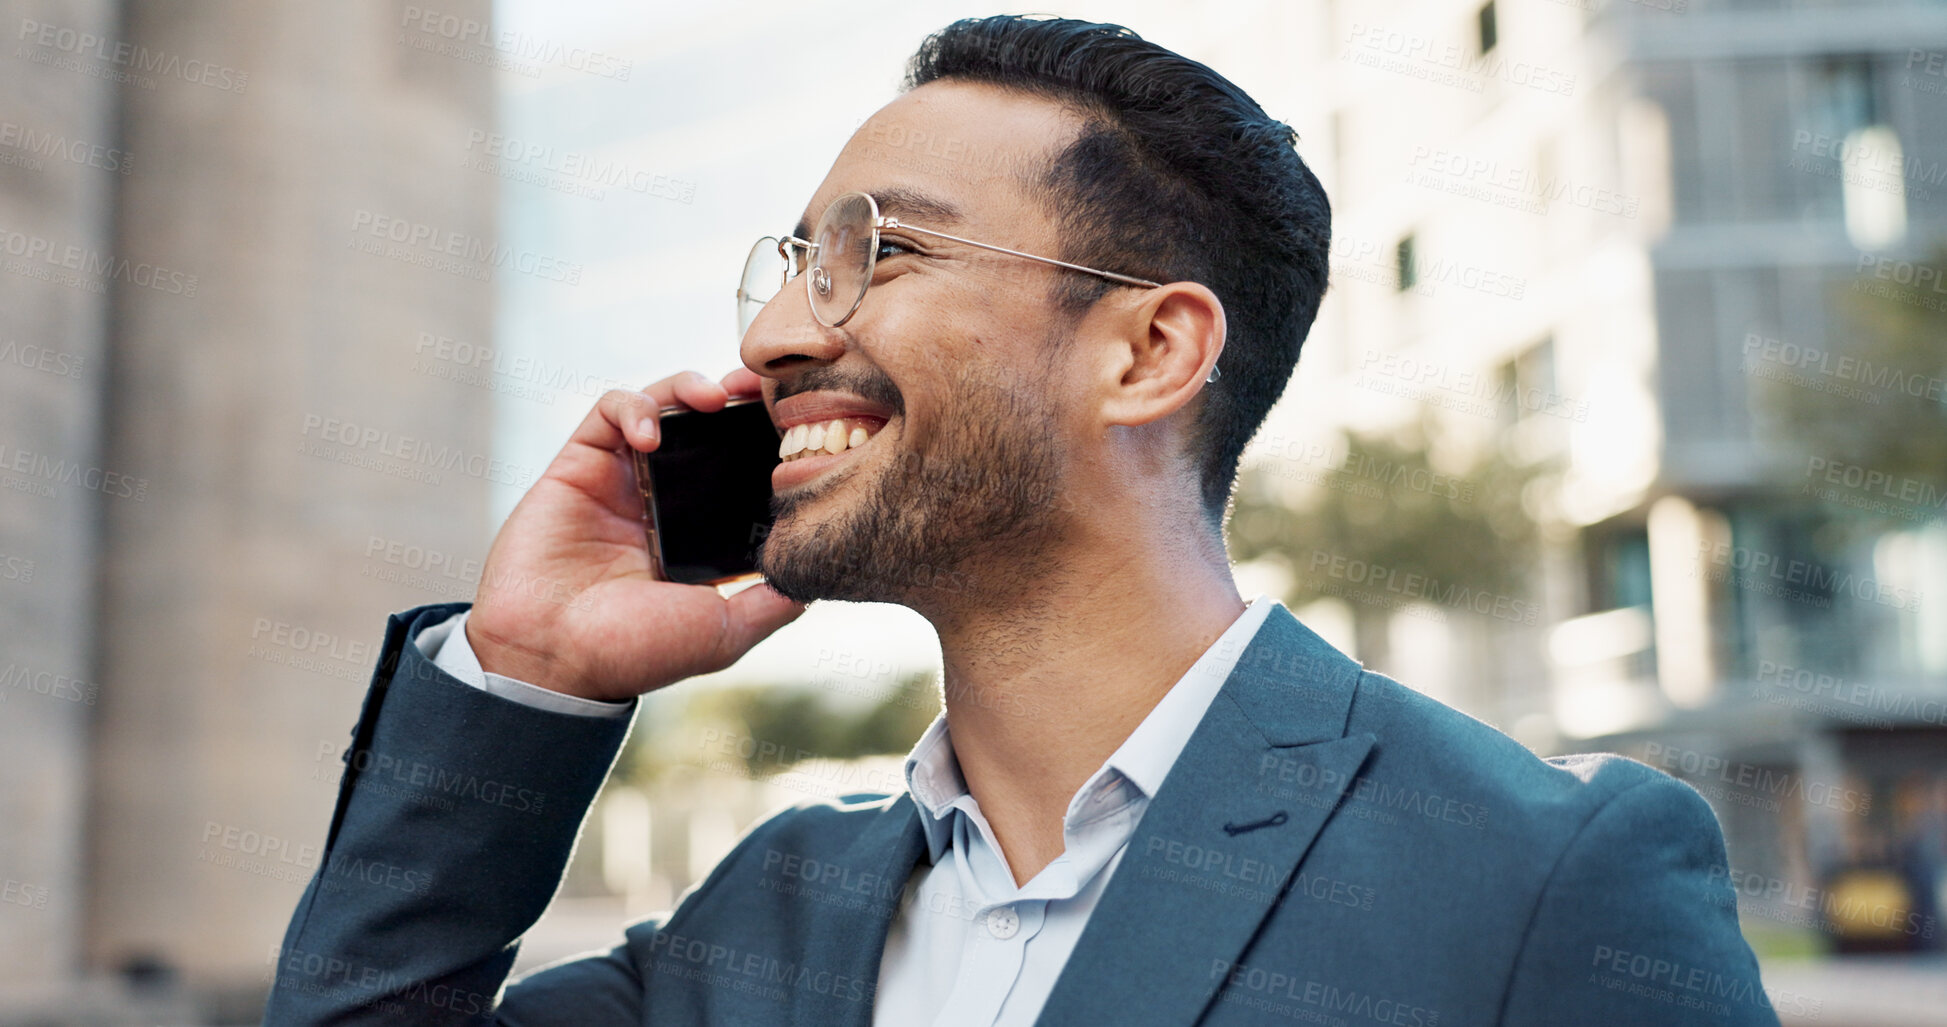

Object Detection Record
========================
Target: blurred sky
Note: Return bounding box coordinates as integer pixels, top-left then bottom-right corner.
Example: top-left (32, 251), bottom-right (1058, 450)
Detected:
top-left (486, 1), bottom-right (1313, 689)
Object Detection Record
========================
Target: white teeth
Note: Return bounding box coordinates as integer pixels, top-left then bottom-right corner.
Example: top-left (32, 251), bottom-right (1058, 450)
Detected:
top-left (779, 418), bottom-right (882, 462)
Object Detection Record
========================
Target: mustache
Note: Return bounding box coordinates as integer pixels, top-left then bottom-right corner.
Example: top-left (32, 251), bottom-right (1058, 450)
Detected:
top-left (773, 365), bottom-right (904, 417)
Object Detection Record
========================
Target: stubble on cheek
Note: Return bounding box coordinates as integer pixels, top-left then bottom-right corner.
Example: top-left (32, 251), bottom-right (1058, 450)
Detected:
top-left (757, 361), bottom-right (1069, 606)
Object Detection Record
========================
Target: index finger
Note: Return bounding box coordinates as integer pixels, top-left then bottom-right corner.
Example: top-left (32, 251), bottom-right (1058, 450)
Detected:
top-left (721, 367), bottom-right (764, 398)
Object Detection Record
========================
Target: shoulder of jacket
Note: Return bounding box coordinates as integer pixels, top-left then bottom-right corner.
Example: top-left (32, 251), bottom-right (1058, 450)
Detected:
top-left (1347, 669), bottom-right (1688, 830)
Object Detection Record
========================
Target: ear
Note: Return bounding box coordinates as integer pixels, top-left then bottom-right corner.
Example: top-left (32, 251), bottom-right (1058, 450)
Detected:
top-left (1095, 281), bottom-right (1226, 428)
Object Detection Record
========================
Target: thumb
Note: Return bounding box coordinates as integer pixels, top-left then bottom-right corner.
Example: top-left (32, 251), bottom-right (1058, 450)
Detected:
top-left (714, 583), bottom-right (808, 664)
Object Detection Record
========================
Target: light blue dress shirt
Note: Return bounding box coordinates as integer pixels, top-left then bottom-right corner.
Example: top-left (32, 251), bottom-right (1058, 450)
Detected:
top-left (416, 595), bottom-right (1276, 1026)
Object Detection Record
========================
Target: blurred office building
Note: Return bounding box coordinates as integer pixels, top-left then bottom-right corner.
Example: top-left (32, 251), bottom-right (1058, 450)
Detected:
top-left (1253, 0), bottom-right (1947, 1016)
top-left (0, 1), bottom-right (497, 1022)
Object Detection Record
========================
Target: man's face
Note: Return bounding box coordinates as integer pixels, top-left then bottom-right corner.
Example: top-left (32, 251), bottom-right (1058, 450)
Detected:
top-left (741, 80), bottom-right (1087, 607)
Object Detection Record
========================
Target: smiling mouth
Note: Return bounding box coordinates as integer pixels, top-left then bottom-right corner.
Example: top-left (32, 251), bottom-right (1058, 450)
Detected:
top-left (778, 417), bottom-right (887, 463)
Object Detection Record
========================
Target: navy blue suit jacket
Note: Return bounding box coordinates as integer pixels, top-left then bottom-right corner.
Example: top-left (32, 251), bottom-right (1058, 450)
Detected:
top-left (263, 602), bottom-right (1778, 1025)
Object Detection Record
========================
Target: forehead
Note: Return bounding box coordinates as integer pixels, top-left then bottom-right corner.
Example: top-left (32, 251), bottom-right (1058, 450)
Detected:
top-left (794, 79), bottom-right (1081, 238)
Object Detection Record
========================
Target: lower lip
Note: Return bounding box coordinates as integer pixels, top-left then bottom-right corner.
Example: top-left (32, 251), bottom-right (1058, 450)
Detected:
top-left (771, 436), bottom-right (873, 490)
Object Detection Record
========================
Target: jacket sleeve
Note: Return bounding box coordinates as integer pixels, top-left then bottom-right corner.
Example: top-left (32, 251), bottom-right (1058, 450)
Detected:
top-left (261, 603), bottom-right (641, 1026)
top-left (1497, 767), bottom-right (1781, 1027)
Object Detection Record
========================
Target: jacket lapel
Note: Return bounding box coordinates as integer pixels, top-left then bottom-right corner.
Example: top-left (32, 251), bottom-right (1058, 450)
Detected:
top-left (793, 792), bottom-right (929, 1027)
top-left (1034, 606), bottom-right (1375, 1026)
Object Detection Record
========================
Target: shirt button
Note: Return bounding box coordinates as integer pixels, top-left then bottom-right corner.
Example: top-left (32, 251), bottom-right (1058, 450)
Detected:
top-left (985, 907), bottom-right (1020, 940)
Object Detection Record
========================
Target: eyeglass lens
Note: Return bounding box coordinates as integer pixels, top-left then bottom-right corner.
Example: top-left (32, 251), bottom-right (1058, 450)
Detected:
top-left (809, 193), bottom-right (875, 328)
top-left (736, 192), bottom-right (878, 338)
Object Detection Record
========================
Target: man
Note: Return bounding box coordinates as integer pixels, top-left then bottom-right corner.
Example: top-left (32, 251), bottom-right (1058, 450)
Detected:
top-left (266, 15), bottom-right (1777, 1027)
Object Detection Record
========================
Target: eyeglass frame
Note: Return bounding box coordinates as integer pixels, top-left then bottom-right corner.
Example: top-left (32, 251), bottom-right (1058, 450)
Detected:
top-left (737, 191), bottom-right (1221, 383)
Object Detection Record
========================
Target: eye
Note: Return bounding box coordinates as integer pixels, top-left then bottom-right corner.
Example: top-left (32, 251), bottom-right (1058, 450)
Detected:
top-left (875, 236), bottom-right (920, 262)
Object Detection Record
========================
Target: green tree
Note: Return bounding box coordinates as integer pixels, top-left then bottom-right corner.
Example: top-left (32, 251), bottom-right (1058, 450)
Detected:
top-left (1227, 416), bottom-right (1547, 652)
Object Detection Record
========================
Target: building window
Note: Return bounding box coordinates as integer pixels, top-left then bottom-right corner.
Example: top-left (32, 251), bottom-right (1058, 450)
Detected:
top-left (1395, 234), bottom-right (1417, 291)
top-left (1499, 336), bottom-right (1560, 425)
top-left (1477, 1), bottom-right (1498, 56)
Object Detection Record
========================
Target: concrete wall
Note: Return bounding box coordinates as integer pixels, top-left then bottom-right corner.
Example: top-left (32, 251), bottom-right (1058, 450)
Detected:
top-left (3, 0), bottom-right (498, 1011)
top-left (0, 0), bottom-right (123, 991)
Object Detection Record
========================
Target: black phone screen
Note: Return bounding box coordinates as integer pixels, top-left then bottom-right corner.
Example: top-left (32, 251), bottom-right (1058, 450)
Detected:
top-left (636, 400), bottom-right (779, 584)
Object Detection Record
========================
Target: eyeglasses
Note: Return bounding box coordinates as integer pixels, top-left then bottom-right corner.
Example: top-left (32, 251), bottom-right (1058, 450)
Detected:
top-left (736, 190), bottom-right (1164, 339)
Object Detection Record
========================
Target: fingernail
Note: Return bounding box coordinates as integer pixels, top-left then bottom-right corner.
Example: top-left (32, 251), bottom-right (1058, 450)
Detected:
top-left (637, 417), bottom-right (657, 440)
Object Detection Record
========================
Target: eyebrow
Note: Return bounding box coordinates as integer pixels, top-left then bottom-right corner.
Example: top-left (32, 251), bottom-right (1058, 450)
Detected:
top-left (792, 187), bottom-right (967, 241)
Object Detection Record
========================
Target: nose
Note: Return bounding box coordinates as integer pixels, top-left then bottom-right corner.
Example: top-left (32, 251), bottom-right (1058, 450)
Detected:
top-left (739, 276), bottom-right (848, 379)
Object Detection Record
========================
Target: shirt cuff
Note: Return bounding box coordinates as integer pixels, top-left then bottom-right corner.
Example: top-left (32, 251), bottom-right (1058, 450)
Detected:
top-left (415, 609), bottom-right (635, 720)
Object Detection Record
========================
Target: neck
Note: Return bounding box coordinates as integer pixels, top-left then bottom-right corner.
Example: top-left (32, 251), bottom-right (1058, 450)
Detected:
top-left (919, 516), bottom-right (1245, 886)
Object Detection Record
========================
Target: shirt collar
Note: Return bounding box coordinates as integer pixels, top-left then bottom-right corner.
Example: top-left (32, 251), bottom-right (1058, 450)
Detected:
top-left (901, 596), bottom-right (1279, 864)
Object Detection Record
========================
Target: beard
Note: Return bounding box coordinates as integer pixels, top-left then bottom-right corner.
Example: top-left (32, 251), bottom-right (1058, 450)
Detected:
top-left (758, 360), bottom-right (1069, 608)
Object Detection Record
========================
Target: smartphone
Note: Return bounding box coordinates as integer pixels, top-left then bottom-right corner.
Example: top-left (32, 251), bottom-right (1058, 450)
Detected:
top-left (632, 398), bottom-right (780, 585)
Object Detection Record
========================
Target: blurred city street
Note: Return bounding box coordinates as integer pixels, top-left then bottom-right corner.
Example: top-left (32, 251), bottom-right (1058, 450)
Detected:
top-left (3, 0), bottom-right (1944, 1023)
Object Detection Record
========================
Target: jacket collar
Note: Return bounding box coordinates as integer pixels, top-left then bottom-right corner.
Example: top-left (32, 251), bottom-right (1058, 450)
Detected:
top-left (900, 597), bottom-right (1280, 866)
top-left (802, 604), bottom-right (1373, 1027)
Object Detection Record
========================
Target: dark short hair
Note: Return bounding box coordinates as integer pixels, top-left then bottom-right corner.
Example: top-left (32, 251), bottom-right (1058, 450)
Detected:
top-left (904, 15), bottom-right (1331, 525)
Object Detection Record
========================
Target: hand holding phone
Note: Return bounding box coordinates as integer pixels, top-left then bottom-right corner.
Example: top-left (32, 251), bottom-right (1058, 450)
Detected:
top-left (463, 369), bottom-right (806, 703)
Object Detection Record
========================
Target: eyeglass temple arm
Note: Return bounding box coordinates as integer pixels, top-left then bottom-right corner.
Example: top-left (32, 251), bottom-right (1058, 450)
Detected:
top-left (883, 219), bottom-right (1161, 289)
